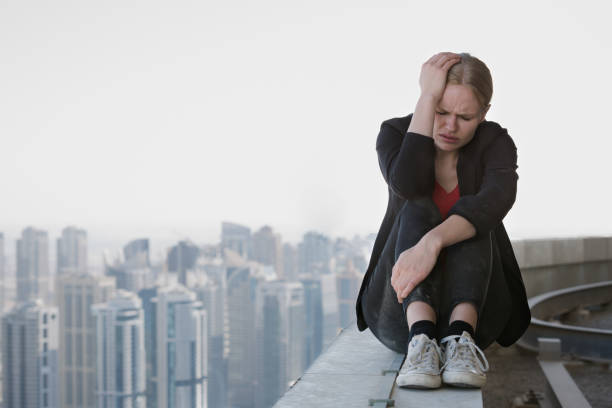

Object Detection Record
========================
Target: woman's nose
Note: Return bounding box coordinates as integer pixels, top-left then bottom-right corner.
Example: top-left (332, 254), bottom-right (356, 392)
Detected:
top-left (445, 116), bottom-right (458, 132)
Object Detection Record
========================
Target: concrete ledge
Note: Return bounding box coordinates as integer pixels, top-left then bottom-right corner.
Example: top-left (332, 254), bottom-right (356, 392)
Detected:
top-left (275, 322), bottom-right (482, 407)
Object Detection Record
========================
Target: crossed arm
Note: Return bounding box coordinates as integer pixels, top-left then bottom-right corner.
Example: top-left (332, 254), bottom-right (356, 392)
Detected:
top-left (377, 116), bottom-right (518, 303)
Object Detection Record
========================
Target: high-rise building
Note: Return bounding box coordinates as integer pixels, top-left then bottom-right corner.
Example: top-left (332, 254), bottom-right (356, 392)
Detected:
top-left (251, 226), bottom-right (283, 278)
top-left (57, 226), bottom-right (88, 275)
top-left (254, 280), bottom-right (305, 408)
top-left (319, 273), bottom-right (340, 349)
top-left (298, 231), bottom-right (332, 276)
top-left (226, 266), bottom-right (257, 408)
top-left (152, 285), bottom-right (207, 408)
top-left (105, 239), bottom-right (153, 293)
top-left (16, 227), bottom-right (50, 303)
top-left (336, 259), bottom-right (361, 329)
top-left (2, 300), bottom-right (59, 408)
top-left (167, 240), bottom-right (199, 286)
top-left (57, 274), bottom-right (116, 408)
top-left (300, 278), bottom-right (323, 369)
top-left (282, 243), bottom-right (298, 282)
top-left (138, 286), bottom-right (160, 408)
top-left (221, 222), bottom-right (251, 259)
top-left (193, 269), bottom-right (228, 408)
top-left (92, 290), bottom-right (146, 408)
top-left (123, 238), bottom-right (150, 268)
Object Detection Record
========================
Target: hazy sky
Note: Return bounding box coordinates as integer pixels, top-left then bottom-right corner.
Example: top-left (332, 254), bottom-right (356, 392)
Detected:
top-left (2, 0), bottom-right (611, 258)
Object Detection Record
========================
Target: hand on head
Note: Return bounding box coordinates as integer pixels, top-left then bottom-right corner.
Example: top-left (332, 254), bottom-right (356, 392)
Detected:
top-left (419, 52), bottom-right (462, 103)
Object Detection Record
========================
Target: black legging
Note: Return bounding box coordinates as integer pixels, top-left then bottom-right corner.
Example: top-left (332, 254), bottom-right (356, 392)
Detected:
top-left (360, 196), bottom-right (493, 354)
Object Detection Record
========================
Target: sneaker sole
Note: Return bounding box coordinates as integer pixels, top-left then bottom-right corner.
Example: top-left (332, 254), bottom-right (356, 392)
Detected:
top-left (396, 374), bottom-right (441, 389)
top-left (442, 371), bottom-right (486, 388)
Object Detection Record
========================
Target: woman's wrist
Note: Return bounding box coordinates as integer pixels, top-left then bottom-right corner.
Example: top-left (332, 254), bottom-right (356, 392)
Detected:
top-left (420, 230), bottom-right (443, 254)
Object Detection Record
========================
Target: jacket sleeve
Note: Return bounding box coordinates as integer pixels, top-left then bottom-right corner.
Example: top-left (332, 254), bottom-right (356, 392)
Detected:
top-left (376, 117), bottom-right (435, 200)
top-left (446, 128), bottom-right (519, 236)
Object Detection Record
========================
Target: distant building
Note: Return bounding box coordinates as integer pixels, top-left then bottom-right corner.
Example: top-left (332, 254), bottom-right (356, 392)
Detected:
top-left (16, 227), bottom-right (50, 303)
top-left (57, 226), bottom-right (87, 275)
top-left (300, 278), bottom-right (324, 369)
top-left (193, 272), bottom-right (228, 408)
top-left (137, 286), bottom-right (161, 408)
top-left (282, 243), bottom-right (298, 282)
top-left (221, 222), bottom-right (251, 259)
top-left (2, 300), bottom-right (59, 408)
top-left (251, 226), bottom-right (283, 278)
top-left (92, 291), bottom-right (146, 408)
top-left (123, 238), bottom-right (150, 268)
top-left (151, 285), bottom-right (207, 408)
top-left (167, 240), bottom-right (199, 286)
top-left (57, 274), bottom-right (116, 408)
top-left (105, 239), bottom-right (154, 293)
top-left (226, 266), bottom-right (257, 408)
top-left (319, 273), bottom-right (340, 349)
top-left (336, 259), bottom-right (362, 329)
top-left (254, 280), bottom-right (305, 408)
top-left (298, 231), bottom-right (332, 276)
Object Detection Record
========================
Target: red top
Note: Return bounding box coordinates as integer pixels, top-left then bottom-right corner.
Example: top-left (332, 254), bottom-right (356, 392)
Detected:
top-left (433, 180), bottom-right (460, 219)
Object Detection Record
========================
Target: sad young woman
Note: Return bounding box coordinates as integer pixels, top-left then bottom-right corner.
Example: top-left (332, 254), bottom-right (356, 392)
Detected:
top-left (355, 52), bottom-right (531, 389)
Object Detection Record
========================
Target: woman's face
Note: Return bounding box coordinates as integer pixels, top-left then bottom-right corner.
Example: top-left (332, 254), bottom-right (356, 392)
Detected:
top-left (432, 84), bottom-right (489, 153)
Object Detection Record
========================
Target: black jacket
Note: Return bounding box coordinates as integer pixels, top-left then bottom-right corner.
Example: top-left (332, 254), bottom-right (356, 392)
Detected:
top-left (355, 113), bottom-right (531, 348)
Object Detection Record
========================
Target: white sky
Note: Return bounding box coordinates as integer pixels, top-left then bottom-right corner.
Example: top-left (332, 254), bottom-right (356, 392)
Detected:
top-left (2, 0), bottom-right (611, 261)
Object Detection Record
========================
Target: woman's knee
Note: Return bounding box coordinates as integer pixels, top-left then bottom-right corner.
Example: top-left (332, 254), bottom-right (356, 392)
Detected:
top-left (398, 197), bottom-right (442, 226)
top-left (395, 197), bottom-right (442, 255)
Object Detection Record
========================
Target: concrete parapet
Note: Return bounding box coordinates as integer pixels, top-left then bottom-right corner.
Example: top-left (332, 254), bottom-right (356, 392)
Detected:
top-left (511, 235), bottom-right (612, 297)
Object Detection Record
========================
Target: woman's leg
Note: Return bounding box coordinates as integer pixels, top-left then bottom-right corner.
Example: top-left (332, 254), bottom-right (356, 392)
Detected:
top-left (437, 231), bottom-right (493, 339)
top-left (360, 197), bottom-right (443, 353)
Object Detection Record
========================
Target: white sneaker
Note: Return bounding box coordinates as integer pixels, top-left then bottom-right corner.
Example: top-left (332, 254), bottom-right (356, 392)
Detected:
top-left (395, 334), bottom-right (442, 389)
top-left (440, 331), bottom-right (489, 388)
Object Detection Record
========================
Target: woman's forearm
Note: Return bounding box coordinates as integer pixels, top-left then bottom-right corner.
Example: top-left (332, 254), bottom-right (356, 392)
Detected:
top-left (422, 214), bottom-right (477, 252)
top-left (407, 94), bottom-right (438, 137)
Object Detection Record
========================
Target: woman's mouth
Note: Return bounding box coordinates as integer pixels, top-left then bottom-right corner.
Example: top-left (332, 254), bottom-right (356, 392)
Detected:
top-left (440, 133), bottom-right (458, 143)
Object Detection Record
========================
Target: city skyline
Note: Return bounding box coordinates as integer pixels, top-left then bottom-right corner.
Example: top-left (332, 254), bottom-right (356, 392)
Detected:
top-left (3, 1), bottom-right (612, 249)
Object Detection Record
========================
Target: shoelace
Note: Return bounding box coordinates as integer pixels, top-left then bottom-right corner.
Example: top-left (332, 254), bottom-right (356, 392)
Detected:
top-left (402, 337), bottom-right (443, 374)
top-left (439, 334), bottom-right (489, 373)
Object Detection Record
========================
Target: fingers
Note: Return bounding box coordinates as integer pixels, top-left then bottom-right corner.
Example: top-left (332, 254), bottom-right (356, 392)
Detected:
top-left (441, 55), bottom-right (461, 71)
top-left (426, 52), bottom-right (461, 68)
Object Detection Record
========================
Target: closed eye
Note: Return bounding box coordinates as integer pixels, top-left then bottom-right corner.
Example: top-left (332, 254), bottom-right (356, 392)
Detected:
top-left (436, 111), bottom-right (472, 121)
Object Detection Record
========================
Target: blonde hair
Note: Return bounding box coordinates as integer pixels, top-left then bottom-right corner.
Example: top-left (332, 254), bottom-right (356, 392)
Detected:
top-left (447, 53), bottom-right (493, 110)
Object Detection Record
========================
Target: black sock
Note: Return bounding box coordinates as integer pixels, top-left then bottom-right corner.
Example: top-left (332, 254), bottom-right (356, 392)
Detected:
top-left (408, 320), bottom-right (436, 342)
top-left (445, 320), bottom-right (475, 339)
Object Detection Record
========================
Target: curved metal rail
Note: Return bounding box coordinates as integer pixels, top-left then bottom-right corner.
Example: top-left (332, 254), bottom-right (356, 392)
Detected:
top-left (517, 280), bottom-right (612, 362)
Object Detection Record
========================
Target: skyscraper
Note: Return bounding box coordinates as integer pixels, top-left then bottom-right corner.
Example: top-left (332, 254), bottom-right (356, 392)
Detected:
top-left (92, 290), bottom-right (146, 408)
top-left (2, 300), bottom-right (59, 408)
top-left (298, 231), bottom-right (332, 276)
top-left (152, 285), bottom-right (207, 408)
top-left (282, 243), bottom-right (298, 282)
top-left (221, 222), bottom-right (251, 259)
top-left (56, 226), bottom-right (88, 275)
top-left (138, 286), bottom-right (160, 408)
top-left (193, 267), bottom-right (228, 408)
top-left (16, 227), bottom-right (50, 303)
top-left (57, 274), bottom-right (116, 408)
top-left (336, 259), bottom-right (362, 329)
top-left (300, 278), bottom-right (324, 369)
top-left (319, 273), bottom-right (340, 349)
top-left (251, 225), bottom-right (283, 278)
top-left (167, 240), bottom-right (199, 286)
top-left (254, 280), bottom-right (305, 408)
top-left (123, 238), bottom-right (150, 267)
top-left (226, 266), bottom-right (257, 408)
